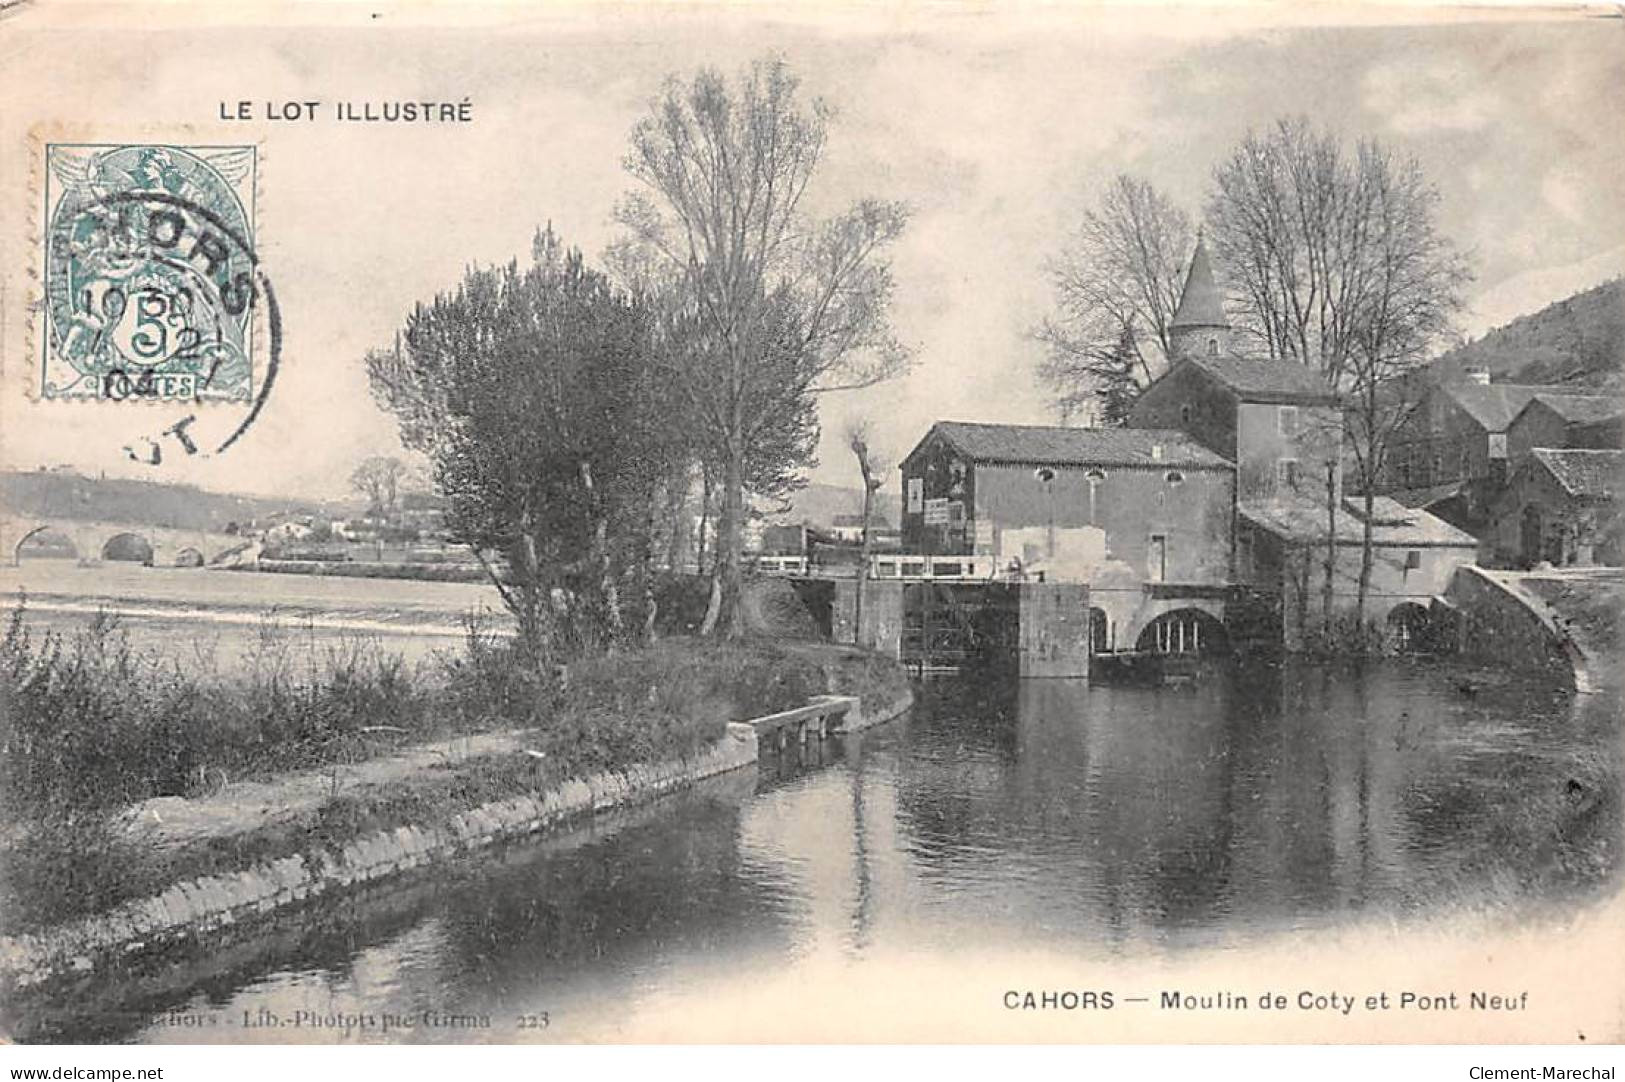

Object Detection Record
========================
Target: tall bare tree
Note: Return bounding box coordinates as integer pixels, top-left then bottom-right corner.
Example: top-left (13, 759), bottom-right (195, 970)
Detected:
top-left (617, 58), bottom-right (911, 639)
top-left (1342, 146), bottom-right (1471, 624)
top-left (1035, 174), bottom-right (1193, 423)
top-left (845, 417), bottom-right (887, 645)
top-left (1208, 118), bottom-right (1469, 639)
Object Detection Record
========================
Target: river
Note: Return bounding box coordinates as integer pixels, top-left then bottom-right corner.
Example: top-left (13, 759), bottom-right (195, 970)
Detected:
top-left (2, 560), bottom-right (507, 673)
top-left (3, 647), bottom-right (1617, 1044)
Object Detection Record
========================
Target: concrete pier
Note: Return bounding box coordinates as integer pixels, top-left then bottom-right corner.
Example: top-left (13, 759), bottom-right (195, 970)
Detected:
top-left (1018, 582), bottom-right (1092, 679)
top-left (833, 578), bottom-right (904, 657)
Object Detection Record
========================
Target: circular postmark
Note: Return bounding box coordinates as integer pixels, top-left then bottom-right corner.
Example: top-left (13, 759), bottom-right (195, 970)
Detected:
top-left (41, 144), bottom-right (280, 456)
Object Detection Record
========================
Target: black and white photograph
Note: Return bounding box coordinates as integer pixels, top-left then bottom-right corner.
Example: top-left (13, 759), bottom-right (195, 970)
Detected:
top-left (0, 0), bottom-right (1622, 1055)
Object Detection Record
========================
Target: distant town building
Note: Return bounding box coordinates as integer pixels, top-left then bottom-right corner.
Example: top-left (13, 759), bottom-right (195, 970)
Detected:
top-left (1486, 448), bottom-right (1623, 568)
top-left (1376, 373), bottom-right (1573, 534)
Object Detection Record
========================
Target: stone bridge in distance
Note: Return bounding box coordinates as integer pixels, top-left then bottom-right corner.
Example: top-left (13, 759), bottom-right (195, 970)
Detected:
top-left (1, 515), bottom-right (252, 567)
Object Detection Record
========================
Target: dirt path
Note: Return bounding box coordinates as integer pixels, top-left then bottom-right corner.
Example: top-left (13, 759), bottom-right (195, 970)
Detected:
top-left (118, 729), bottom-right (534, 852)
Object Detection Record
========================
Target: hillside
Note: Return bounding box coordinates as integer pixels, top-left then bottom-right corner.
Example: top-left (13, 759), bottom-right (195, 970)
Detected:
top-left (0, 469), bottom-right (352, 531)
top-left (760, 482), bottom-right (900, 529)
top-left (1431, 278), bottom-right (1625, 391)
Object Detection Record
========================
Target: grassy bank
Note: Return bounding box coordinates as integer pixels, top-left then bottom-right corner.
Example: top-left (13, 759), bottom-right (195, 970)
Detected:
top-left (0, 605), bottom-right (904, 935)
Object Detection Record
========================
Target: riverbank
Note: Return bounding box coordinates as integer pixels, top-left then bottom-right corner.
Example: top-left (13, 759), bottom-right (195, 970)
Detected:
top-left (0, 673), bottom-right (914, 992)
top-left (0, 607), bottom-right (912, 962)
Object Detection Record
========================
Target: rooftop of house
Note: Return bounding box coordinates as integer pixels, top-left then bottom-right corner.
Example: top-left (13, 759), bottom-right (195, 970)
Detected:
top-left (1523, 392), bottom-right (1625, 426)
top-left (913, 421), bottom-right (1233, 471)
top-left (1184, 354), bottom-right (1341, 405)
top-left (1529, 448), bottom-right (1623, 501)
top-left (1439, 381), bottom-right (1575, 431)
top-left (1239, 495), bottom-right (1478, 548)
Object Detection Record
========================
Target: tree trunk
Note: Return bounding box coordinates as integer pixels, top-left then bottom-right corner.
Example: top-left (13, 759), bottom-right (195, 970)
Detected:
top-left (643, 498), bottom-right (660, 644)
top-left (714, 445), bottom-right (747, 639)
top-left (696, 466), bottom-right (713, 574)
top-left (1356, 487), bottom-right (1376, 641)
top-left (579, 461), bottom-right (623, 650)
top-left (1322, 460), bottom-right (1337, 641)
top-left (854, 482), bottom-right (874, 647)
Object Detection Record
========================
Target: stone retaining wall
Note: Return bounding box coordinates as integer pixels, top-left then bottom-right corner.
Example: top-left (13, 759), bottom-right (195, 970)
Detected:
top-left (0, 722), bottom-right (758, 992)
top-left (1442, 566), bottom-right (1592, 693)
top-left (833, 686), bottom-right (915, 733)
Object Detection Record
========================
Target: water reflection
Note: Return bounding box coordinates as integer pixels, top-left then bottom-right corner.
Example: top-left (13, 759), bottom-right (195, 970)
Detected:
top-left (4, 660), bottom-right (1617, 1044)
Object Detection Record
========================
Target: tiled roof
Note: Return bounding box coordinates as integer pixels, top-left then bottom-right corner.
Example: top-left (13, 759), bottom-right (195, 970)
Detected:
top-left (1531, 448), bottom-right (1623, 500)
top-left (921, 421), bottom-right (1232, 470)
top-left (1185, 355), bottom-right (1340, 404)
top-left (1525, 393), bottom-right (1624, 425)
top-left (1170, 238), bottom-right (1229, 330)
top-left (1441, 382), bottom-right (1573, 431)
top-left (1239, 496), bottom-right (1478, 548)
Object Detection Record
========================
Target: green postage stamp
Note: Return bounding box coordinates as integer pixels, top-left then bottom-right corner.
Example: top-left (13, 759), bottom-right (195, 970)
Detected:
top-left (40, 143), bottom-right (259, 403)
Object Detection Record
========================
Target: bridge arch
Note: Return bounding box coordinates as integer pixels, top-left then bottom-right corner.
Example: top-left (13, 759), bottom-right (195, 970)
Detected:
top-left (1134, 607), bottom-right (1230, 656)
top-left (13, 525), bottom-right (79, 564)
top-left (1384, 601), bottom-right (1433, 654)
top-left (101, 532), bottom-right (155, 564)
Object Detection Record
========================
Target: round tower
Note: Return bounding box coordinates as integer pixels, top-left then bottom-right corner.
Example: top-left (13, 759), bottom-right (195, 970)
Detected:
top-left (1168, 232), bottom-right (1231, 363)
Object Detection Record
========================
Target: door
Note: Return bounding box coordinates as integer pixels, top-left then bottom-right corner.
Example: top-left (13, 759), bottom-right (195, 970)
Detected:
top-left (1520, 505), bottom-right (1542, 567)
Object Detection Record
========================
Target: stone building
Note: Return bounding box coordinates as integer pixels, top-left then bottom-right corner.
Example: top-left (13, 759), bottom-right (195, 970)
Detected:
top-left (897, 420), bottom-right (1234, 653)
top-left (1486, 448), bottom-right (1623, 567)
top-left (1130, 354), bottom-right (1344, 504)
top-left (1133, 237), bottom-right (1477, 648)
top-left (1505, 392), bottom-right (1623, 469)
top-left (1375, 373), bottom-right (1572, 535)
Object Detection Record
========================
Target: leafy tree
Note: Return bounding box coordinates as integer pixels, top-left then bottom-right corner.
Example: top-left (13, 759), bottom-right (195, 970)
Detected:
top-left (616, 57), bottom-right (910, 638)
top-left (368, 226), bottom-right (687, 664)
top-left (349, 456), bottom-right (405, 518)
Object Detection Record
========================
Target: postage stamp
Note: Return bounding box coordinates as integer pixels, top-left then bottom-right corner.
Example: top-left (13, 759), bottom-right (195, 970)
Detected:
top-left (40, 143), bottom-right (258, 403)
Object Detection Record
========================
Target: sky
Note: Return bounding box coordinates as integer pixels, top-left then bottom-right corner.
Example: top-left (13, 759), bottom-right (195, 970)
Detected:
top-left (2, 3), bottom-right (1622, 501)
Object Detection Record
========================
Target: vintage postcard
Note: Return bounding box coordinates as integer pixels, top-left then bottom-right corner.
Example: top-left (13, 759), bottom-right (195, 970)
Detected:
top-left (0, 0), bottom-right (1621, 1049)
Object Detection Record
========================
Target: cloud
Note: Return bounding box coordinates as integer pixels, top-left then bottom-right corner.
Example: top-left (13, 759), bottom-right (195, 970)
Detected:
top-left (1361, 58), bottom-right (1500, 135)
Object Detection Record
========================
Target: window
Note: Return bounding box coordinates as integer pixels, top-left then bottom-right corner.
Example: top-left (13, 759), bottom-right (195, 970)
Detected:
top-left (1180, 404), bottom-right (1192, 424)
top-left (1084, 468), bottom-right (1107, 482)
top-left (1206, 337), bottom-right (1219, 356)
top-left (1149, 533), bottom-right (1167, 582)
top-left (1164, 470), bottom-right (1185, 485)
top-left (1279, 406), bottom-right (1299, 436)
top-left (906, 477), bottom-right (924, 513)
top-left (1277, 458), bottom-right (1301, 491)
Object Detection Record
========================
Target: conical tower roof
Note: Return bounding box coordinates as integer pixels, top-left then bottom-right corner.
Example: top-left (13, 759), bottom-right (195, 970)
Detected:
top-left (1170, 235), bottom-right (1229, 331)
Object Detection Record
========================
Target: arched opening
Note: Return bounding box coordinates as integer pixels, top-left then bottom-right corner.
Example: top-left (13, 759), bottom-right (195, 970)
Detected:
top-left (1088, 606), bottom-right (1109, 655)
top-left (1385, 602), bottom-right (1432, 654)
top-left (101, 532), bottom-right (155, 565)
top-left (1135, 608), bottom-right (1229, 656)
top-left (173, 546), bottom-right (205, 568)
top-left (14, 526), bottom-right (78, 563)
